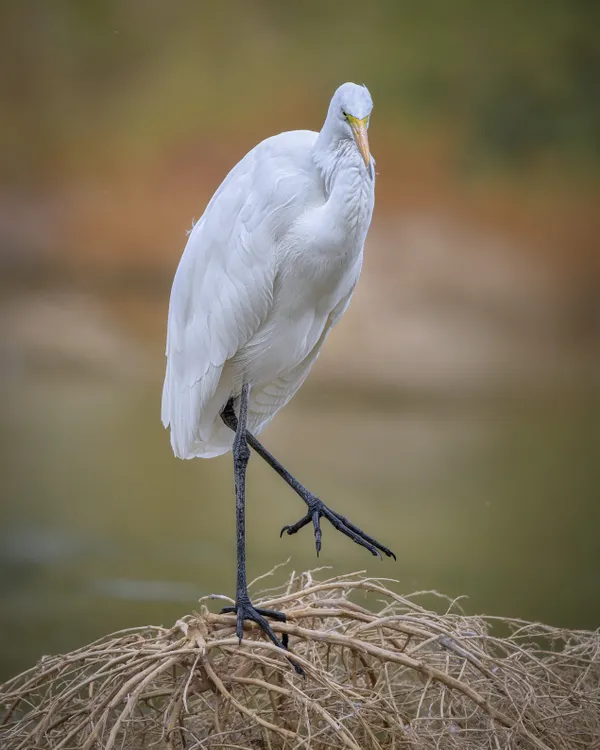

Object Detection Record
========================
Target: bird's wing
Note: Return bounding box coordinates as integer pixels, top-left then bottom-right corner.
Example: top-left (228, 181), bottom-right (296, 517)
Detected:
top-left (249, 254), bottom-right (363, 427)
top-left (162, 143), bottom-right (293, 458)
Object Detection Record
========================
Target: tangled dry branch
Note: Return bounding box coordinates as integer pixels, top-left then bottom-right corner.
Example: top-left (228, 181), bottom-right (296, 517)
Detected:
top-left (1, 569), bottom-right (599, 749)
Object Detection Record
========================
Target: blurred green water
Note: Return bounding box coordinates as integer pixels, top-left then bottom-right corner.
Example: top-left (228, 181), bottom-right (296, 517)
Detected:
top-left (0, 374), bottom-right (598, 681)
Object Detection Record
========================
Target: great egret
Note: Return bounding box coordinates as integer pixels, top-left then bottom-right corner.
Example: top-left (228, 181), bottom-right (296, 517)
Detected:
top-left (162, 82), bottom-right (395, 663)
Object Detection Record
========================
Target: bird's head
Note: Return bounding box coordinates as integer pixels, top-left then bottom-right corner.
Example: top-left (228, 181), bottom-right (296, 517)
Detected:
top-left (329, 82), bottom-right (373, 170)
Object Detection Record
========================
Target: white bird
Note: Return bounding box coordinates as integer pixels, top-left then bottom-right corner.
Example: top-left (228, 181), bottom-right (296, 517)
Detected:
top-left (162, 82), bottom-right (394, 664)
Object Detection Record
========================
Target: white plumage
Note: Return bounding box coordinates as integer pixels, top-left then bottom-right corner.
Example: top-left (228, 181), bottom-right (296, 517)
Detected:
top-left (162, 82), bottom-right (375, 459)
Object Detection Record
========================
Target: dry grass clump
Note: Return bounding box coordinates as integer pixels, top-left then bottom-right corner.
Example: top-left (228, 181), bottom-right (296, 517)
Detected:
top-left (1, 568), bottom-right (599, 749)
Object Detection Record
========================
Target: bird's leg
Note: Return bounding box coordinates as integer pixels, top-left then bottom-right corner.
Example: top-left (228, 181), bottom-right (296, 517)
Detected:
top-left (221, 399), bottom-right (395, 560)
top-left (220, 387), bottom-right (303, 675)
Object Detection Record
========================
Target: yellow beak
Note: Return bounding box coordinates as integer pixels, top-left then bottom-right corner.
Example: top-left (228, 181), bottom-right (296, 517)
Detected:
top-left (347, 115), bottom-right (371, 169)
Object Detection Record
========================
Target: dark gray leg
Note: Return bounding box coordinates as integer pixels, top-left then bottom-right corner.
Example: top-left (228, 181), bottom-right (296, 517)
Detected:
top-left (221, 399), bottom-right (395, 560)
top-left (220, 386), bottom-right (303, 675)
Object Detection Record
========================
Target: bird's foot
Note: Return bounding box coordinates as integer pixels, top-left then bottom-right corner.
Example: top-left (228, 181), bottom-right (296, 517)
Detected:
top-left (220, 596), bottom-right (304, 675)
top-left (280, 495), bottom-right (396, 560)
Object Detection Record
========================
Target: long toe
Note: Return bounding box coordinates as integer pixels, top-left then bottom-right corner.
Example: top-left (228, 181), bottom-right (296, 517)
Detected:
top-left (321, 507), bottom-right (384, 558)
top-left (332, 511), bottom-right (397, 560)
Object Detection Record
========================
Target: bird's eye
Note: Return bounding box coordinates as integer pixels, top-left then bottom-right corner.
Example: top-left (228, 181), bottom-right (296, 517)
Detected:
top-left (342, 110), bottom-right (349, 120)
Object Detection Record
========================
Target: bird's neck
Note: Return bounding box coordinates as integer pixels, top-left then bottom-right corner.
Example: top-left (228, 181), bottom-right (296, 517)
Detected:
top-left (313, 128), bottom-right (375, 242)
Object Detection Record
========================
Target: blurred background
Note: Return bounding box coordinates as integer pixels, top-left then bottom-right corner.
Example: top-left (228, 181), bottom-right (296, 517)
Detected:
top-left (0, 1), bottom-right (599, 680)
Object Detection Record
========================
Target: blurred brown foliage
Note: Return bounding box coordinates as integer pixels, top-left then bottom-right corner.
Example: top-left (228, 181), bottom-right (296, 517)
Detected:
top-left (0, 0), bottom-right (598, 380)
